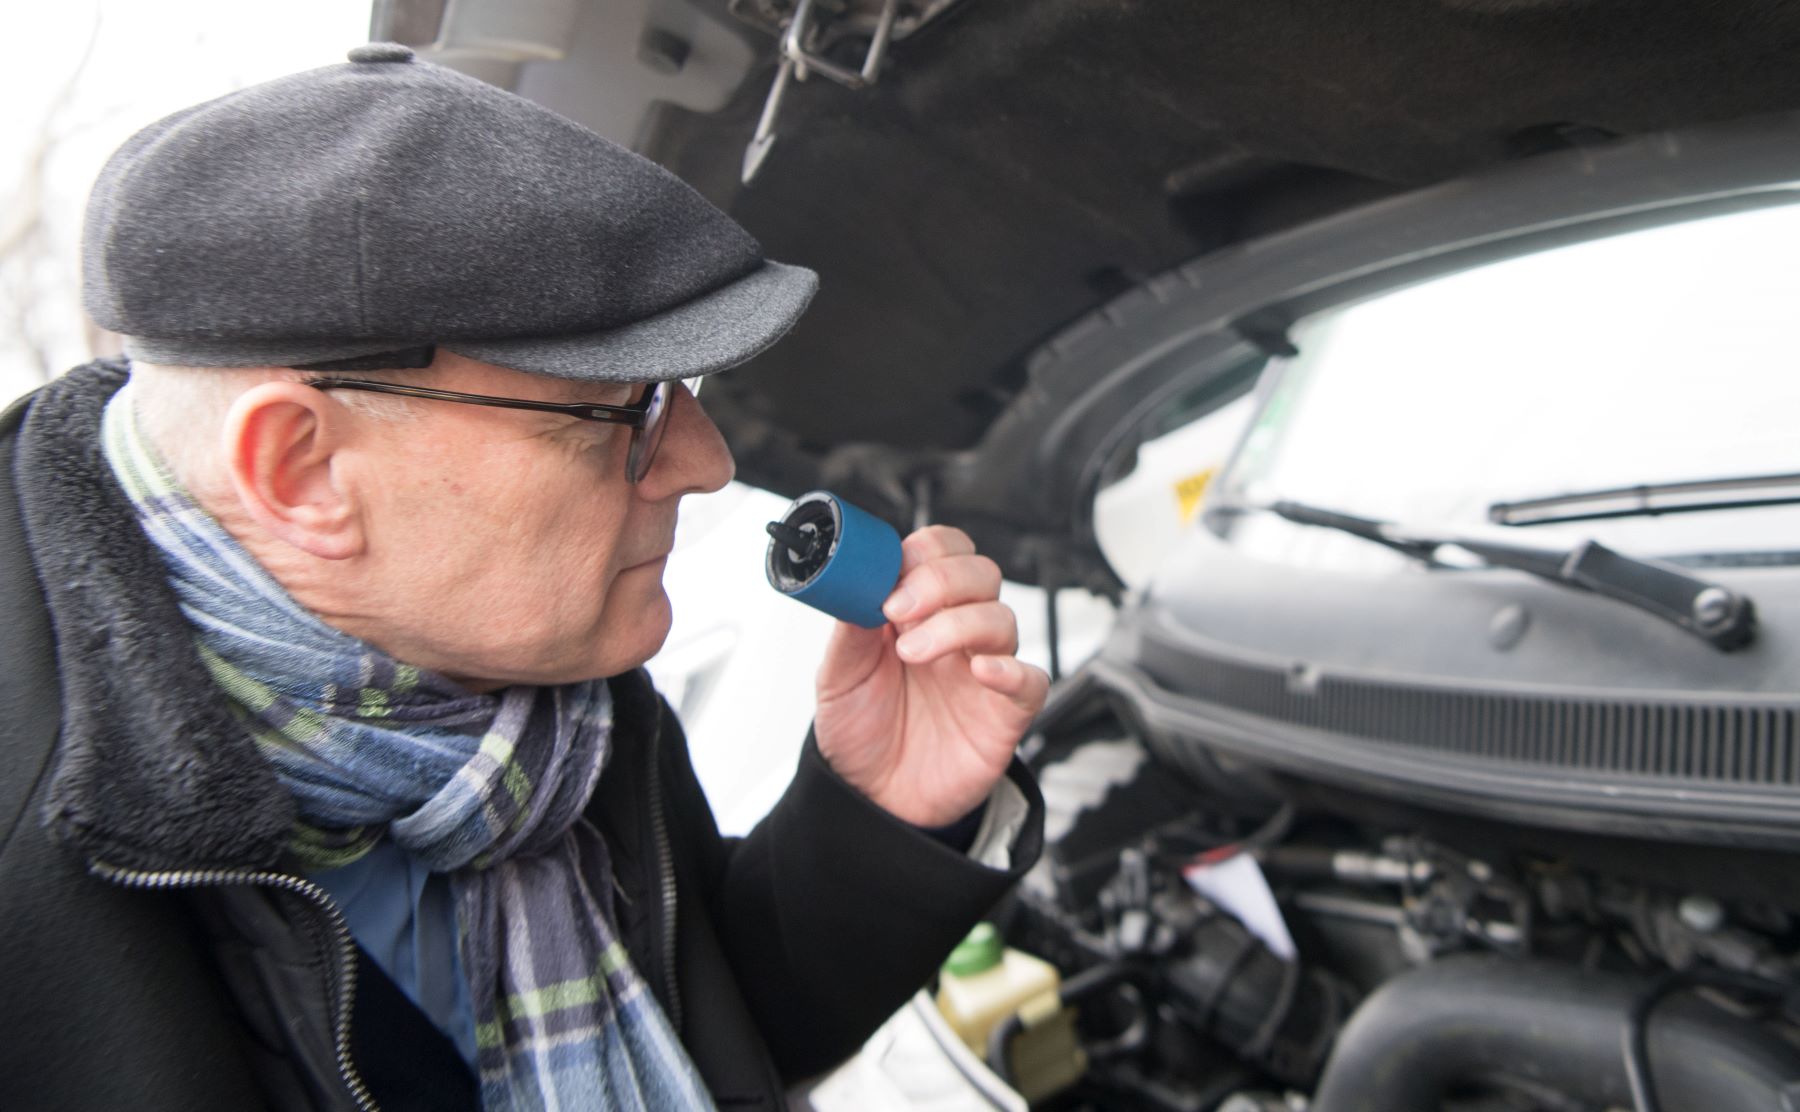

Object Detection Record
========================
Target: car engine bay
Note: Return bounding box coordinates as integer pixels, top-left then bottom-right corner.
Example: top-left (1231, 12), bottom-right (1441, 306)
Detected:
top-left (994, 692), bottom-right (1800, 1111)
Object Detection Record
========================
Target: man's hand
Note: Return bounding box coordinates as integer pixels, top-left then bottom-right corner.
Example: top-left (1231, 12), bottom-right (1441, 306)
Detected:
top-left (813, 525), bottom-right (1051, 828)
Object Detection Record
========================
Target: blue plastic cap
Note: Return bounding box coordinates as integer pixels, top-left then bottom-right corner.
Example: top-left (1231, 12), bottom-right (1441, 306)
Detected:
top-left (765, 491), bottom-right (904, 628)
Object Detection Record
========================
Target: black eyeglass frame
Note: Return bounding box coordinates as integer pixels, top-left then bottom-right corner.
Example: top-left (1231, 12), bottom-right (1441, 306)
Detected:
top-left (303, 377), bottom-right (674, 483)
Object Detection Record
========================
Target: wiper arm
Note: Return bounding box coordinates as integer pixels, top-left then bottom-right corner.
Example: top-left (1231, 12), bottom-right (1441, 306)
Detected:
top-left (1268, 500), bottom-right (1757, 652)
top-left (1488, 471), bottom-right (1800, 527)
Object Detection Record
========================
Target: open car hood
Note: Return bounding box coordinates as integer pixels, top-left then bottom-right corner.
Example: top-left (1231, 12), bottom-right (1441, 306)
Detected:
top-left (374, 0), bottom-right (1800, 591)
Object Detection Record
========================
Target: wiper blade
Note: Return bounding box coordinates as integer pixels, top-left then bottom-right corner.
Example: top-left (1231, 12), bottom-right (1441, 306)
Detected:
top-left (1268, 500), bottom-right (1757, 652)
top-left (1488, 472), bottom-right (1800, 527)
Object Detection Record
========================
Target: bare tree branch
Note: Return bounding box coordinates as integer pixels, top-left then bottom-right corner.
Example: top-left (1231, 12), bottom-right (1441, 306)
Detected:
top-left (1, 12), bottom-right (103, 382)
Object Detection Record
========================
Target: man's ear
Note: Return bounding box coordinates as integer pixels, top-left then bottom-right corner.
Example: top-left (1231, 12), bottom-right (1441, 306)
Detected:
top-left (221, 381), bottom-right (365, 560)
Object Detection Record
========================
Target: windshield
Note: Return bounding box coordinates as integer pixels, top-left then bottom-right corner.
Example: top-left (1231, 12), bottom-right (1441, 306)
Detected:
top-left (1212, 202), bottom-right (1800, 575)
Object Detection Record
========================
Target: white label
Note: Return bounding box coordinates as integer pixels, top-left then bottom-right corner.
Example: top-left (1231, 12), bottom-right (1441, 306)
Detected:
top-left (1183, 852), bottom-right (1298, 961)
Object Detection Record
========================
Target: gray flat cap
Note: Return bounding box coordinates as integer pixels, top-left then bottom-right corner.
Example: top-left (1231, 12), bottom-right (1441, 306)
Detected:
top-left (83, 42), bottom-right (817, 382)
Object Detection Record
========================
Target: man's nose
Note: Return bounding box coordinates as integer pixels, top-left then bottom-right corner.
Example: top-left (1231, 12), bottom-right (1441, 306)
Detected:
top-left (638, 381), bottom-right (735, 498)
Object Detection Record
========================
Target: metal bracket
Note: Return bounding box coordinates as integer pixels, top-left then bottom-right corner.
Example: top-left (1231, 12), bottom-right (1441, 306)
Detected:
top-left (742, 0), bottom-right (901, 183)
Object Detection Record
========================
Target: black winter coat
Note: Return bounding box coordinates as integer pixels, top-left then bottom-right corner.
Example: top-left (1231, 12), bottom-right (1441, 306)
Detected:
top-left (0, 363), bottom-right (1044, 1111)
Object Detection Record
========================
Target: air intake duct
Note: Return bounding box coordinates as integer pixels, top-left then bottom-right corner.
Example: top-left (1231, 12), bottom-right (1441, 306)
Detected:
top-left (1310, 955), bottom-right (1800, 1112)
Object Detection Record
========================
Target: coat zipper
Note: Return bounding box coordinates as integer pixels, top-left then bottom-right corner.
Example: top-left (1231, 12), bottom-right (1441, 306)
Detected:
top-left (645, 713), bottom-right (683, 1035)
top-left (90, 859), bottom-right (379, 1112)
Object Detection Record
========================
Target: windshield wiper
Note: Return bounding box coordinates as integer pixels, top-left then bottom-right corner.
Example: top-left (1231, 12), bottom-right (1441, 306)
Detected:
top-left (1488, 472), bottom-right (1800, 528)
top-left (1265, 499), bottom-right (1757, 652)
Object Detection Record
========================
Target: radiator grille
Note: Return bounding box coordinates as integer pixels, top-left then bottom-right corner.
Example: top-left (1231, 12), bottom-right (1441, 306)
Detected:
top-left (1139, 635), bottom-right (1800, 786)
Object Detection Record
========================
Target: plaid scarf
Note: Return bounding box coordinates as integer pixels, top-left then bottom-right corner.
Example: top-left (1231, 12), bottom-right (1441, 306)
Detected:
top-left (101, 382), bottom-right (717, 1112)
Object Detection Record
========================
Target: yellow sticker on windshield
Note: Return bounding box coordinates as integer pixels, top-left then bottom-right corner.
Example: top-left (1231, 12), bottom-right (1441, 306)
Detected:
top-left (1174, 468), bottom-right (1216, 524)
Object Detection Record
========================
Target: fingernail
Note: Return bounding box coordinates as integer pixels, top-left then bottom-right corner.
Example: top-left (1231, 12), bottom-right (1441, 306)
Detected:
top-left (884, 588), bottom-right (917, 621)
top-left (897, 629), bottom-right (934, 661)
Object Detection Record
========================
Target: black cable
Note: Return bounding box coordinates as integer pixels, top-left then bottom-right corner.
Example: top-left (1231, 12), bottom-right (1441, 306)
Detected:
top-left (1622, 972), bottom-right (1687, 1112)
top-left (986, 1013), bottom-right (1023, 1089)
top-left (1243, 954), bottom-right (1303, 1060)
top-left (986, 961), bottom-right (1158, 1084)
top-left (1622, 966), bottom-right (1793, 1112)
top-left (1237, 802), bottom-right (1296, 853)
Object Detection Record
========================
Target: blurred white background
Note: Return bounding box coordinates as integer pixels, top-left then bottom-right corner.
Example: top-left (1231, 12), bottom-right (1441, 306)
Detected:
top-left (1, 1), bottom-right (373, 400)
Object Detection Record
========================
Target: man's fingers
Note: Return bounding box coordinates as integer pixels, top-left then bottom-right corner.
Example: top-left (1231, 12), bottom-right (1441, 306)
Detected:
top-left (971, 654), bottom-right (1051, 712)
top-left (883, 553), bottom-right (1003, 623)
top-left (898, 524), bottom-right (977, 576)
top-left (814, 619), bottom-right (892, 702)
top-left (894, 601), bottom-right (1019, 664)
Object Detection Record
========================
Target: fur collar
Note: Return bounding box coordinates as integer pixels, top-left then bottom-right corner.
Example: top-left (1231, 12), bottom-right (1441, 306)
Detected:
top-left (16, 361), bottom-right (294, 872)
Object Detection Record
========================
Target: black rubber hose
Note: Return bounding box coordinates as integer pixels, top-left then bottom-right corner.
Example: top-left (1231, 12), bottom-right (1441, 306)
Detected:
top-left (1623, 967), bottom-right (1794, 1112)
top-left (1309, 955), bottom-right (1800, 1112)
top-left (985, 960), bottom-right (1157, 1084)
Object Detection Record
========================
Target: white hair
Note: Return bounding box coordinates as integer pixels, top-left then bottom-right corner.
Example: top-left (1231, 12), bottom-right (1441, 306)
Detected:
top-left (127, 361), bottom-right (428, 498)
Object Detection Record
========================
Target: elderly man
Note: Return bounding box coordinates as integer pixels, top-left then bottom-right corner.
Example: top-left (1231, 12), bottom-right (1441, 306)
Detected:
top-left (0, 44), bottom-right (1046, 1112)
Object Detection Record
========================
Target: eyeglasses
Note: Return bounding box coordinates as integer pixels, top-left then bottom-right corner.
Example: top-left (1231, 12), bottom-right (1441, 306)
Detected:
top-left (304, 377), bottom-right (675, 483)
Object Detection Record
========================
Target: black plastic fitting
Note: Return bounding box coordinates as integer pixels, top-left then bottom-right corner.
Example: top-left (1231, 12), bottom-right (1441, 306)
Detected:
top-left (1310, 955), bottom-right (1800, 1112)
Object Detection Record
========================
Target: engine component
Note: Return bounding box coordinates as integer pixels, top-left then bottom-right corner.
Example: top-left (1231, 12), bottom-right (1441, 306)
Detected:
top-left (1598, 885), bottom-right (1793, 981)
top-left (1009, 838), bottom-right (1356, 1096)
top-left (1308, 955), bottom-right (1800, 1112)
top-left (1153, 885), bottom-right (1356, 1088)
top-left (1015, 701), bottom-right (1800, 1111)
top-left (936, 923), bottom-right (1063, 1057)
top-left (983, 962), bottom-right (1125, 1105)
top-left (1257, 843), bottom-right (1433, 887)
top-left (1216, 1096), bottom-right (1301, 1112)
top-left (1266, 839), bottom-right (1531, 963)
